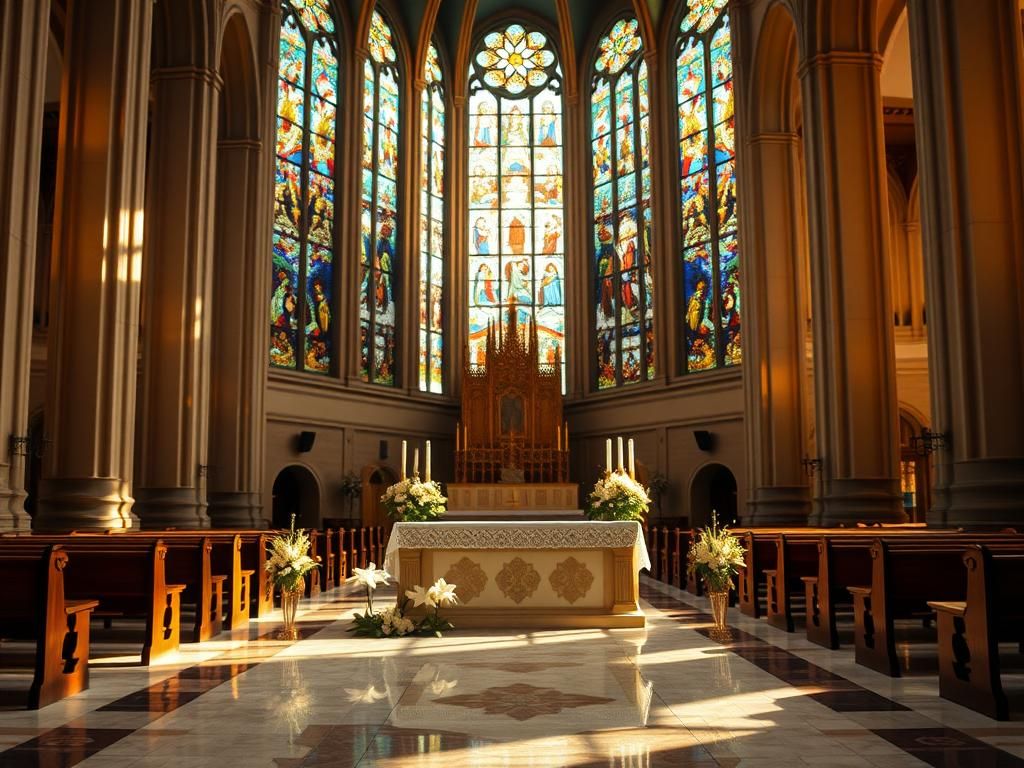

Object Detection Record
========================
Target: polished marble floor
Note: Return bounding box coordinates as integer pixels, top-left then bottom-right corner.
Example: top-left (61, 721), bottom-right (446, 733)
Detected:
top-left (1, 578), bottom-right (1023, 767)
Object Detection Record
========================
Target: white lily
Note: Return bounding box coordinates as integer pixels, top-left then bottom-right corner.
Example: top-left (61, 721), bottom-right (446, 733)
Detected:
top-left (350, 562), bottom-right (391, 590)
top-left (428, 578), bottom-right (458, 608)
top-left (405, 584), bottom-right (435, 608)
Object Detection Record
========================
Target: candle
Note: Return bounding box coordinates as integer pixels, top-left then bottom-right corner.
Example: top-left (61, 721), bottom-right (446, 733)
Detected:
top-left (557, 424), bottom-right (562, 451)
top-left (628, 438), bottom-right (635, 479)
top-left (617, 436), bottom-right (624, 473)
top-left (425, 441), bottom-right (432, 482)
top-left (456, 423), bottom-right (460, 452)
top-left (606, 438), bottom-right (612, 474)
top-left (413, 448), bottom-right (420, 478)
top-left (401, 440), bottom-right (407, 480)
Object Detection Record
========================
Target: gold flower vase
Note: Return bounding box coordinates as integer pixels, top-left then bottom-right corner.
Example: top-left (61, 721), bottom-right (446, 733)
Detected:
top-left (707, 588), bottom-right (730, 632)
top-left (278, 577), bottom-right (305, 640)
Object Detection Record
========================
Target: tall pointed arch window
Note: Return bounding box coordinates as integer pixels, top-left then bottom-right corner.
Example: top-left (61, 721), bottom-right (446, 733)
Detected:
top-left (592, 17), bottom-right (655, 390)
top-left (676, 0), bottom-right (741, 372)
top-left (468, 23), bottom-right (566, 389)
top-left (271, 0), bottom-right (339, 373)
top-left (360, 9), bottom-right (401, 386)
top-left (418, 42), bottom-right (445, 393)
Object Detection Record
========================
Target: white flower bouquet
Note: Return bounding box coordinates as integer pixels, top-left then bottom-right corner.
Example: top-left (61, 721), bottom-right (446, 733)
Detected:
top-left (586, 471), bottom-right (651, 521)
top-left (687, 513), bottom-right (746, 592)
top-left (265, 514), bottom-right (319, 591)
top-left (347, 563), bottom-right (459, 638)
top-left (380, 476), bottom-right (447, 522)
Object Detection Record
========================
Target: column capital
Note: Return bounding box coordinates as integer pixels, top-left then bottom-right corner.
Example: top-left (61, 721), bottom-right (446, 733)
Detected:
top-left (797, 50), bottom-right (883, 79)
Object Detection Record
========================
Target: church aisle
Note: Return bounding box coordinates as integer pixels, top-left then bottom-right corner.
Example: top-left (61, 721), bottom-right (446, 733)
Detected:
top-left (0, 581), bottom-right (1022, 767)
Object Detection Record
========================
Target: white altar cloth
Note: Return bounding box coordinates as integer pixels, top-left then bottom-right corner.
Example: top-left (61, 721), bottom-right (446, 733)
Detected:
top-left (384, 520), bottom-right (650, 580)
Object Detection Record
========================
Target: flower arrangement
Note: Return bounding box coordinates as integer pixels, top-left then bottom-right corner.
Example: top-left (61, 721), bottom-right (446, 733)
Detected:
top-left (380, 476), bottom-right (447, 522)
top-left (586, 471), bottom-right (651, 521)
top-left (347, 563), bottom-right (459, 638)
top-left (265, 514), bottom-right (320, 591)
top-left (687, 512), bottom-right (746, 592)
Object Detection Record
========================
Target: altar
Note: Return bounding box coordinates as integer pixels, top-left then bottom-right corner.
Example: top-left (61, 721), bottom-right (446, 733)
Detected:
top-left (384, 521), bottom-right (649, 629)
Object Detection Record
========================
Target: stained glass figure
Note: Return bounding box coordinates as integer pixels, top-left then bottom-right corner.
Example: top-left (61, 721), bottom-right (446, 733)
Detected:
top-left (419, 42), bottom-right (445, 393)
top-left (591, 17), bottom-right (654, 389)
top-left (361, 9), bottom-right (401, 385)
top-left (677, 1), bottom-right (741, 372)
top-left (271, 4), bottom-right (338, 373)
top-left (469, 23), bottom-right (565, 390)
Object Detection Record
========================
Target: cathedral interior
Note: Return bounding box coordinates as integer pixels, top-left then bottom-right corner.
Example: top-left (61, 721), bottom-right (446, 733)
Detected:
top-left (3, 0), bottom-right (1020, 536)
top-left (2, 0), bottom-right (1024, 765)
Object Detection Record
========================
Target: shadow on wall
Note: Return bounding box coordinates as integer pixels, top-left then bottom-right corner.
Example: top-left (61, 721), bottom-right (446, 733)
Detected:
top-left (689, 463), bottom-right (737, 529)
top-left (272, 465), bottom-right (320, 530)
top-left (361, 465), bottom-right (397, 534)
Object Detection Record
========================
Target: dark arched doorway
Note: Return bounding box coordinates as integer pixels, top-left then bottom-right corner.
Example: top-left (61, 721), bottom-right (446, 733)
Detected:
top-left (689, 464), bottom-right (738, 529)
top-left (271, 465), bottom-right (320, 530)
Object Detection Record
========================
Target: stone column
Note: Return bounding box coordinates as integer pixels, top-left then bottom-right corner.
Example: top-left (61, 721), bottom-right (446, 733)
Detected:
top-left (798, 33), bottom-right (903, 523)
top-left (0, 0), bottom-right (50, 530)
top-left (908, 0), bottom-right (1024, 527)
top-left (134, 66), bottom-right (219, 529)
top-left (34, 0), bottom-right (152, 531)
top-left (740, 132), bottom-right (812, 524)
top-left (207, 138), bottom-right (269, 528)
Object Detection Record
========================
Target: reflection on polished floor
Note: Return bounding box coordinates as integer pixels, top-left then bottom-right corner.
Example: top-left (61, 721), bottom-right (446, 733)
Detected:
top-left (1, 579), bottom-right (1023, 767)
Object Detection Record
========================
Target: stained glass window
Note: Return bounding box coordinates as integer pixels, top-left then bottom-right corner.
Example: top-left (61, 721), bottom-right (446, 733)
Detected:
top-left (468, 23), bottom-right (565, 390)
top-left (360, 9), bottom-right (400, 385)
top-left (677, 0), bottom-right (741, 372)
top-left (592, 17), bottom-right (655, 390)
top-left (419, 43), bottom-right (445, 393)
top-left (271, 0), bottom-right (338, 373)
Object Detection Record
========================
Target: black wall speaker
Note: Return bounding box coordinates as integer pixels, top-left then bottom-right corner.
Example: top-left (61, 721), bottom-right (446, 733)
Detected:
top-left (297, 431), bottom-right (316, 453)
top-left (379, 440), bottom-right (389, 460)
top-left (694, 429), bottom-right (713, 452)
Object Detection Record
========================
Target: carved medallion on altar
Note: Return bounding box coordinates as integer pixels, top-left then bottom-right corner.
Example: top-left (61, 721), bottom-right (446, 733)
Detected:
top-left (452, 305), bottom-right (579, 518)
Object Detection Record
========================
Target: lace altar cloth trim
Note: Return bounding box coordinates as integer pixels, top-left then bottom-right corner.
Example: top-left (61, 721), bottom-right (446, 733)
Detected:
top-left (384, 521), bottom-right (651, 578)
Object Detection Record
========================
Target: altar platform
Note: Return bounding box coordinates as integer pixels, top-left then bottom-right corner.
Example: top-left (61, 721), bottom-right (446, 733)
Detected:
top-left (384, 521), bottom-right (649, 629)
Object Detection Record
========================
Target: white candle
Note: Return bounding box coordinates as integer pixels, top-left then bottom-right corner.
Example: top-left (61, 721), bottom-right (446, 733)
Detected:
top-left (413, 448), bottom-right (420, 478)
top-left (425, 441), bottom-right (431, 482)
top-left (606, 438), bottom-right (612, 473)
top-left (617, 436), bottom-right (624, 473)
top-left (401, 440), bottom-right (407, 480)
top-left (628, 438), bottom-right (636, 479)
top-left (456, 423), bottom-right (460, 452)
top-left (557, 425), bottom-right (562, 451)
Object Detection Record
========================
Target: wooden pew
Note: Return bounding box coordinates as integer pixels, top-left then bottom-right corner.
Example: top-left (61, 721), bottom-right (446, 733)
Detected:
top-left (0, 545), bottom-right (99, 708)
top-left (670, 528), bottom-right (685, 588)
top-left (659, 526), bottom-right (670, 583)
top-left (346, 528), bottom-right (358, 576)
top-left (59, 533), bottom-right (223, 643)
top-left (849, 538), bottom-right (1024, 677)
top-left (930, 546), bottom-right (1024, 720)
top-left (335, 528), bottom-right (349, 580)
top-left (804, 535), bottom-right (875, 649)
top-left (6, 539), bottom-right (185, 664)
top-left (322, 528), bottom-right (335, 590)
top-left (306, 529), bottom-right (322, 598)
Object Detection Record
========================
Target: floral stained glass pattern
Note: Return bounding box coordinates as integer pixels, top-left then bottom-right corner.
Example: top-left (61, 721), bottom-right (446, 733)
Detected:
top-left (271, 6), bottom-right (338, 373)
top-left (474, 24), bottom-right (557, 96)
top-left (678, 6), bottom-right (741, 372)
top-left (469, 23), bottom-right (565, 391)
top-left (592, 17), bottom-right (654, 390)
top-left (419, 42), bottom-right (445, 393)
top-left (361, 9), bottom-right (401, 385)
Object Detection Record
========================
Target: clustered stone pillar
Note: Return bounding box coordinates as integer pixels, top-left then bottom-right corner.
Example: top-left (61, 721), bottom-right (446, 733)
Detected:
top-left (798, 35), bottom-right (903, 524)
top-left (207, 136), bottom-right (270, 528)
top-left (133, 66), bottom-right (220, 529)
top-left (0, 0), bottom-right (51, 530)
top-left (908, 0), bottom-right (1024, 527)
top-left (740, 131), bottom-right (812, 524)
top-left (35, 0), bottom-right (153, 531)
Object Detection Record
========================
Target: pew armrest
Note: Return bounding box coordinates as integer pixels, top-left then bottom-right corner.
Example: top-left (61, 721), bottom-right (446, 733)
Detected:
top-left (801, 576), bottom-right (817, 585)
top-left (847, 586), bottom-right (871, 597)
top-left (65, 599), bottom-right (99, 615)
top-left (240, 569), bottom-right (255, 578)
top-left (210, 575), bottom-right (227, 586)
top-left (928, 600), bottom-right (966, 617)
top-left (167, 584), bottom-right (187, 595)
